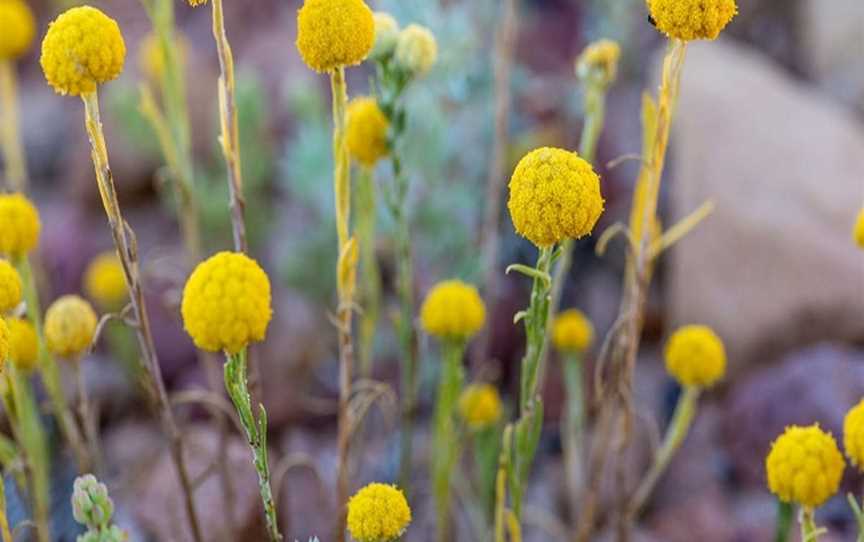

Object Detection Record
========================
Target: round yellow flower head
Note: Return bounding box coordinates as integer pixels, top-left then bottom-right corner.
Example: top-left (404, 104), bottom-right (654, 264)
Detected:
top-left (370, 12), bottom-right (399, 60)
top-left (420, 280), bottom-right (486, 342)
top-left (347, 483), bottom-right (411, 542)
top-left (6, 317), bottom-right (37, 372)
top-left (0, 193), bottom-right (40, 257)
top-left (40, 6), bottom-right (126, 96)
top-left (84, 251), bottom-right (127, 311)
top-left (853, 208), bottom-right (864, 249)
top-left (552, 309), bottom-right (594, 354)
top-left (0, 318), bottom-right (9, 366)
top-left (507, 147), bottom-right (604, 247)
top-left (0, 259), bottom-right (22, 314)
top-left (138, 31), bottom-right (188, 82)
top-left (458, 383), bottom-right (502, 430)
top-left (0, 0), bottom-right (36, 60)
top-left (181, 252), bottom-right (272, 354)
top-left (45, 295), bottom-right (98, 360)
top-left (575, 39), bottom-right (621, 87)
top-left (844, 399), bottom-right (864, 470)
top-left (664, 324), bottom-right (726, 388)
top-left (346, 97), bottom-right (390, 167)
top-left (394, 24), bottom-right (437, 78)
top-left (766, 424), bottom-right (845, 508)
top-left (296, 0), bottom-right (375, 73)
top-left (647, 0), bottom-right (737, 41)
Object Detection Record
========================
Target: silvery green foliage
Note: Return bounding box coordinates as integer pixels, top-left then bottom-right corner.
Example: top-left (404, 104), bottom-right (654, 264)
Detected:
top-left (71, 475), bottom-right (114, 531)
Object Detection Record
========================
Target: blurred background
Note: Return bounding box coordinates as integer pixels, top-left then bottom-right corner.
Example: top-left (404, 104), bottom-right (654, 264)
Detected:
top-left (3, 0), bottom-right (864, 540)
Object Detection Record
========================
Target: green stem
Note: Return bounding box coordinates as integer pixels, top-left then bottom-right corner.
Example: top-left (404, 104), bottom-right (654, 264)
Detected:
top-left (561, 352), bottom-right (584, 521)
top-left (800, 507), bottom-right (818, 541)
top-left (432, 340), bottom-right (466, 542)
top-left (774, 499), bottom-right (793, 542)
top-left (224, 350), bottom-right (281, 541)
top-left (0, 60), bottom-right (27, 192)
top-left (356, 166), bottom-right (380, 377)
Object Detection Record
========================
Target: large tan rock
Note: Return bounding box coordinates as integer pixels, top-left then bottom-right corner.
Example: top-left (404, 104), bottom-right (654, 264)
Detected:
top-left (666, 40), bottom-right (864, 373)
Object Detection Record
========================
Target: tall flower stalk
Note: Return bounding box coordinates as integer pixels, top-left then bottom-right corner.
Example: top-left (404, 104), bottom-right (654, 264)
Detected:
top-left (0, 0), bottom-right (35, 192)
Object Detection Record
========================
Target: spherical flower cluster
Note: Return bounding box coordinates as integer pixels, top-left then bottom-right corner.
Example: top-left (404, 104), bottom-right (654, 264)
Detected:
top-left (458, 383), bottom-right (502, 430)
top-left (40, 6), bottom-right (126, 96)
top-left (854, 208), bottom-right (864, 249)
top-left (0, 258), bottom-right (22, 314)
top-left (84, 251), bottom-right (127, 310)
top-left (45, 295), bottom-right (98, 360)
top-left (394, 24), bottom-right (437, 77)
top-left (0, 318), bottom-right (8, 366)
top-left (766, 424), bottom-right (845, 508)
top-left (0, 193), bottom-right (40, 257)
top-left (420, 280), bottom-right (486, 342)
top-left (664, 325), bottom-right (726, 388)
top-left (647, 0), bottom-right (737, 41)
top-left (552, 309), bottom-right (594, 354)
top-left (138, 31), bottom-right (188, 81)
top-left (6, 317), bottom-right (37, 372)
top-left (0, 0), bottom-right (36, 60)
top-left (347, 483), bottom-right (411, 542)
top-left (507, 147), bottom-right (604, 247)
top-left (346, 97), bottom-right (390, 167)
top-left (844, 399), bottom-right (864, 470)
top-left (296, 0), bottom-right (375, 73)
top-left (181, 252), bottom-right (272, 354)
top-left (370, 12), bottom-right (399, 60)
top-left (575, 39), bottom-right (621, 87)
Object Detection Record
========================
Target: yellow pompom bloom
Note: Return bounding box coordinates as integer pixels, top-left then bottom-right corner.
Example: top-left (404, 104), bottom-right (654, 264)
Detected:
top-left (0, 318), bottom-right (9, 366)
top-left (844, 399), bottom-right (864, 470)
top-left (6, 317), bottom-right (37, 372)
top-left (853, 208), bottom-right (864, 249)
top-left (181, 252), bottom-right (272, 354)
top-left (0, 0), bottom-right (36, 60)
top-left (0, 259), bottom-right (22, 314)
top-left (394, 24), bottom-right (437, 77)
top-left (420, 280), bottom-right (486, 342)
top-left (45, 295), bottom-right (98, 360)
top-left (346, 97), bottom-right (390, 167)
top-left (84, 251), bottom-right (128, 310)
top-left (552, 309), bottom-right (594, 354)
top-left (138, 31), bottom-right (188, 81)
top-left (370, 12), bottom-right (399, 60)
top-left (507, 147), bottom-right (604, 247)
top-left (0, 193), bottom-right (40, 257)
top-left (575, 39), bottom-right (621, 87)
top-left (766, 424), bottom-right (845, 508)
top-left (647, 0), bottom-right (737, 41)
top-left (458, 383), bottom-right (502, 430)
top-left (347, 483), bottom-right (412, 542)
top-left (296, 0), bottom-right (375, 73)
top-left (664, 325), bottom-right (726, 388)
top-left (40, 6), bottom-right (126, 96)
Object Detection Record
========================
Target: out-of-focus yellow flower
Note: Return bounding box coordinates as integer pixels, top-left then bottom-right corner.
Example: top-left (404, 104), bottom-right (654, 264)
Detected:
top-left (181, 252), bottom-right (272, 354)
top-left (420, 280), bottom-right (486, 342)
top-left (45, 295), bottom-right (98, 360)
top-left (664, 325), bottom-right (726, 388)
top-left (0, 193), bottom-right (40, 257)
top-left (346, 96), bottom-right (390, 167)
top-left (394, 24), bottom-right (437, 78)
top-left (458, 383), bottom-right (502, 430)
top-left (40, 6), bottom-right (126, 96)
top-left (575, 39), bottom-right (621, 87)
top-left (84, 252), bottom-right (128, 311)
top-left (647, 0), bottom-right (737, 41)
top-left (0, 0), bottom-right (36, 60)
top-left (844, 399), bottom-right (864, 470)
top-left (766, 424), bottom-right (844, 508)
top-left (853, 208), bottom-right (864, 249)
top-left (347, 483), bottom-right (412, 542)
top-left (552, 309), bottom-right (594, 354)
top-left (6, 317), bottom-right (37, 372)
top-left (507, 147), bottom-right (604, 247)
top-left (187, 0), bottom-right (207, 6)
top-left (296, 0), bottom-right (375, 73)
top-left (0, 318), bottom-right (8, 366)
top-left (0, 258), bottom-right (22, 314)
top-left (370, 12), bottom-right (399, 60)
top-left (138, 31), bottom-right (188, 81)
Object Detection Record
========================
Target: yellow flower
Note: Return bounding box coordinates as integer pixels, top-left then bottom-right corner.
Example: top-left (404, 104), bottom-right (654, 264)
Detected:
top-left (420, 280), bottom-right (486, 342)
top-left (507, 147), bottom-right (604, 247)
top-left (0, 318), bottom-right (9, 366)
top-left (0, 258), bottom-right (22, 314)
top-left (0, 0), bottom-right (36, 60)
top-left (844, 399), bottom-right (864, 470)
top-left (40, 6), bottom-right (126, 96)
top-left (84, 251), bottom-right (128, 311)
top-left (6, 317), bottom-right (37, 372)
top-left (647, 0), bottom-right (737, 41)
top-left (138, 31), bottom-right (188, 82)
top-left (346, 97), bottom-right (390, 167)
top-left (296, 0), bottom-right (375, 73)
top-left (45, 295), bottom-right (98, 360)
top-left (552, 309), bottom-right (594, 354)
top-left (853, 208), bottom-right (864, 249)
top-left (575, 39), bottom-right (621, 87)
top-left (0, 193), bottom-right (40, 257)
top-left (664, 325), bottom-right (726, 388)
top-left (370, 12), bottom-right (399, 60)
top-left (181, 252), bottom-right (272, 354)
top-left (347, 483), bottom-right (411, 542)
top-left (766, 424), bottom-right (845, 508)
top-left (394, 24), bottom-right (437, 77)
top-left (187, 0), bottom-right (207, 5)
top-left (458, 383), bottom-right (502, 430)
